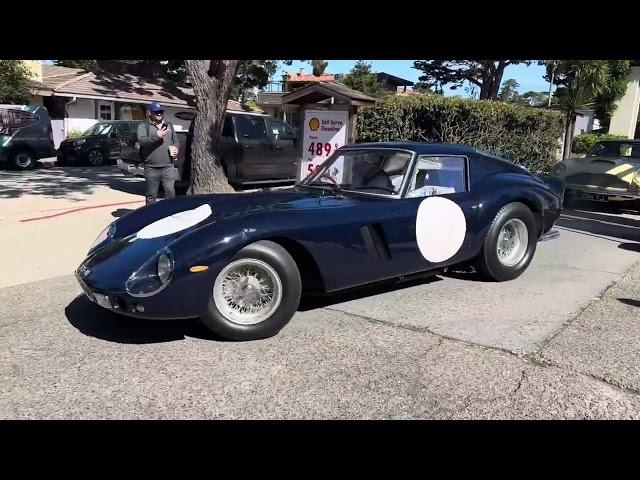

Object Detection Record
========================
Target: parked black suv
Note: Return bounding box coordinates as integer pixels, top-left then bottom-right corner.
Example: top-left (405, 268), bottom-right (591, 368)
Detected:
top-left (57, 120), bottom-right (142, 167)
top-left (117, 111), bottom-right (299, 188)
top-left (0, 105), bottom-right (56, 170)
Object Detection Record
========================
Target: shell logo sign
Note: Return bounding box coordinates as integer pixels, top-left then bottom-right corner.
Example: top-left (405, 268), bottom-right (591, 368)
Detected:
top-left (308, 117), bottom-right (320, 131)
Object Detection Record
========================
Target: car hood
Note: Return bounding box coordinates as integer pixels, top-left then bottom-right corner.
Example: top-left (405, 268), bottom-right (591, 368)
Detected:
top-left (80, 187), bottom-right (388, 289)
top-left (113, 187), bottom-right (386, 239)
top-left (61, 135), bottom-right (101, 144)
top-left (563, 155), bottom-right (640, 183)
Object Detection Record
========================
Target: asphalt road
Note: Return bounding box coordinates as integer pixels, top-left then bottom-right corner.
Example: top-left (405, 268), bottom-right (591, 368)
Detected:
top-left (1, 200), bottom-right (639, 419)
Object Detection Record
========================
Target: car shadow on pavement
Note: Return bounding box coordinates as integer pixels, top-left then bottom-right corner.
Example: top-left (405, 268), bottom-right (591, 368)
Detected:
top-left (0, 166), bottom-right (146, 200)
top-left (558, 207), bottom-right (640, 242)
top-left (618, 242), bottom-right (640, 253)
top-left (65, 294), bottom-right (221, 344)
top-left (298, 273), bottom-right (443, 311)
top-left (617, 298), bottom-right (640, 308)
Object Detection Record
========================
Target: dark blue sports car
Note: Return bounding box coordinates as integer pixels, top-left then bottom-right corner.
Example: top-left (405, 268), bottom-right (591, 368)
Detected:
top-left (76, 142), bottom-right (564, 340)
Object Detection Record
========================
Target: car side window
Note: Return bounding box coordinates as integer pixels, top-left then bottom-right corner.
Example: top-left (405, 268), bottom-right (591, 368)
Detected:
top-left (407, 155), bottom-right (467, 198)
top-left (113, 123), bottom-right (128, 136)
top-left (268, 118), bottom-right (295, 141)
top-left (126, 122), bottom-right (140, 135)
top-left (222, 115), bottom-right (234, 138)
top-left (234, 115), bottom-right (268, 140)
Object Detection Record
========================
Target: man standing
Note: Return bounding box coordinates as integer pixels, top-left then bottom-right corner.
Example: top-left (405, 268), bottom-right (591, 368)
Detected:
top-left (137, 102), bottom-right (180, 205)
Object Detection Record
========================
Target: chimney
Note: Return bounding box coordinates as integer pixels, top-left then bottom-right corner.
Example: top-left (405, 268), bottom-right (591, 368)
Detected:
top-left (299, 68), bottom-right (304, 76)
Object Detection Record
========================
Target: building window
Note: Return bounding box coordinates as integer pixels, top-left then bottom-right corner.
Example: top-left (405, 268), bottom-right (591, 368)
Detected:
top-left (98, 103), bottom-right (112, 120)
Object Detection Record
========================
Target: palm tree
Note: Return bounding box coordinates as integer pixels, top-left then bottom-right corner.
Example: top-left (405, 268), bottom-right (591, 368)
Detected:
top-left (555, 61), bottom-right (611, 159)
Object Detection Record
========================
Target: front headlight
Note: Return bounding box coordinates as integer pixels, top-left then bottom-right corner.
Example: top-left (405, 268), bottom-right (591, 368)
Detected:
top-left (125, 248), bottom-right (174, 297)
top-left (75, 138), bottom-right (86, 145)
top-left (90, 223), bottom-right (115, 251)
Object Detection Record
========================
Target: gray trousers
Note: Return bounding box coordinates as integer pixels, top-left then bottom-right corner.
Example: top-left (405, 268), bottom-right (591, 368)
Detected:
top-left (144, 165), bottom-right (176, 205)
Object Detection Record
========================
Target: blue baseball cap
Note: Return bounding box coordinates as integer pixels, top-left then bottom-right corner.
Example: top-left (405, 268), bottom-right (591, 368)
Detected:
top-left (148, 102), bottom-right (164, 112)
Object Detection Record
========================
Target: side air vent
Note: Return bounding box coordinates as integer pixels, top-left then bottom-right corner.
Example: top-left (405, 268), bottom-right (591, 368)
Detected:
top-left (360, 223), bottom-right (391, 260)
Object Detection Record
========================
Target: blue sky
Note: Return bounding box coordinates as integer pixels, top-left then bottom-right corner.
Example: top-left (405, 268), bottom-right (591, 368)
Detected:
top-left (276, 60), bottom-right (551, 97)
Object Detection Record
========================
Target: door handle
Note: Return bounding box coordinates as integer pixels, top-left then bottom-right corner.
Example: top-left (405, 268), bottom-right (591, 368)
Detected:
top-left (243, 145), bottom-right (255, 150)
top-left (274, 145), bottom-right (284, 150)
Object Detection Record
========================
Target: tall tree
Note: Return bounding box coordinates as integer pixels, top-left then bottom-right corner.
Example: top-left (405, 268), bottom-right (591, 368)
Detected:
top-left (185, 60), bottom-right (239, 194)
top-left (342, 61), bottom-right (388, 98)
top-left (542, 59), bottom-right (630, 128)
top-left (232, 60), bottom-right (279, 103)
top-left (412, 60), bottom-right (532, 100)
top-left (498, 78), bottom-right (520, 102)
top-left (550, 61), bottom-right (612, 159)
top-left (0, 60), bottom-right (31, 103)
top-left (413, 81), bottom-right (439, 94)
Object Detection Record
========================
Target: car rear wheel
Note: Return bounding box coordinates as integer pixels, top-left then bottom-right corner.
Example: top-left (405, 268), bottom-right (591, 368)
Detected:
top-left (201, 240), bottom-right (301, 341)
top-left (12, 150), bottom-right (36, 170)
top-left (475, 202), bottom-right (538, 282)
top-left (87, 149), bottom-right (105, 166)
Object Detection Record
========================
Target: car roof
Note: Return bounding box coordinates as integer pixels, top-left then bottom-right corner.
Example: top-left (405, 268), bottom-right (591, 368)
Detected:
top-left (346, 141), bottom-right (481, 156)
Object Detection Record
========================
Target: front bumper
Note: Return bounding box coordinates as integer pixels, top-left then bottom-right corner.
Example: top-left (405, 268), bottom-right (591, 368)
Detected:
top-left (566, 183), bottom-right (640, 201)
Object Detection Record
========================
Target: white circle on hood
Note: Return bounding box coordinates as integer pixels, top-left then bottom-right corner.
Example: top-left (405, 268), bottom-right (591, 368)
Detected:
top-left (416, 196), bottom-right (466, 263)
top-left (136, 204), bottom-right (212, 239)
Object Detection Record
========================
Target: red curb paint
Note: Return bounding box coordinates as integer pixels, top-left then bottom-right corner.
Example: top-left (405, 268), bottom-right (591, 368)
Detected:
top-left (20, 200), bottom-right (144, 223)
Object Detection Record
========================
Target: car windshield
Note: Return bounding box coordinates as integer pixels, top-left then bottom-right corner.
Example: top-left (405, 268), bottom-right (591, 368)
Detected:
top-left (82, 122), bottom-right (113, 136)
top-left (301, 149), bottom-right (413, 196)
top-left (588, 141), bottom-right (640, 158)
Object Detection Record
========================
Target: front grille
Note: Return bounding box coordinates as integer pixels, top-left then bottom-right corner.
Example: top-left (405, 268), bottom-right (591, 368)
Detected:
top-left (566, 173), bottom-right (629, 189)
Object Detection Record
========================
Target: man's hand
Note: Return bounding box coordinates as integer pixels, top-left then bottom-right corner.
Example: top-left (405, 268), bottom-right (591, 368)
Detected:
top-left (157, 127), bottom-right (168, 139)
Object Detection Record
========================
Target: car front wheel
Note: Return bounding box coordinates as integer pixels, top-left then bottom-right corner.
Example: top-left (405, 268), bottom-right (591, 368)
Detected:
top-left (201, 240), bottom-right (302, 341)
top-left (475, 202), bottom-right (538, 282)
top-left (12, 150), bottom-right (36, 170)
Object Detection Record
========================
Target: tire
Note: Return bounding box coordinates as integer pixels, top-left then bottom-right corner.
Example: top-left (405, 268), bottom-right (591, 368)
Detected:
top-left (11, 150), bottom-right (36, 170)
top-left (201, 240), bottom-right (301, 341)
top-left (475, 202), bottom-right (538, 282)
top-left (86, 149), bottom-right (105, 166)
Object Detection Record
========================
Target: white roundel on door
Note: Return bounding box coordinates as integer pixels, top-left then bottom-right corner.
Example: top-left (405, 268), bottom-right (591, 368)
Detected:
top-left (416, 196), bottom-right (466, 263)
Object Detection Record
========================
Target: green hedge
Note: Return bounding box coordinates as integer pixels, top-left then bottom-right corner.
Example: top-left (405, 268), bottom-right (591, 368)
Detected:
top-left (572, 133), bottom-right (627, 154)
top-left (355, 95), bottom-right (565, 174)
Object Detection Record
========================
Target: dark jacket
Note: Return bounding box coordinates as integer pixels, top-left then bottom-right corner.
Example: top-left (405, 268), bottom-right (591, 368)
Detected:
top-left (137, 120), bottom-right (179, 168)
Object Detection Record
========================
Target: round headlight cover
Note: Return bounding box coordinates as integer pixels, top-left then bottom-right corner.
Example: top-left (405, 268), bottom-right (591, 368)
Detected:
top-left (157, 251), bottom-right (173, 284)
top-left (126, 249), bottom-right (174, 298)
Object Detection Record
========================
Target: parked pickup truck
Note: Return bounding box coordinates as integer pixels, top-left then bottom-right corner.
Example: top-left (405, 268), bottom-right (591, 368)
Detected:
top-left (117, 111), bottom-right (299, 190)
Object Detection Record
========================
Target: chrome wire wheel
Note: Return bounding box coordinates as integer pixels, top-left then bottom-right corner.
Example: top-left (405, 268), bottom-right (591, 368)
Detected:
top-left (496, 218), bottom-right (528, 267)
top-left (213, 259), bottom-right (283, 325)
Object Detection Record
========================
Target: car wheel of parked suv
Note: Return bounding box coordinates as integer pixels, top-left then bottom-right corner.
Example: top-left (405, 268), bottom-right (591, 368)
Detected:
top-left (87, 149), bottom-right (105, 166)
top-left (11, 150), bottom-right (36, 170)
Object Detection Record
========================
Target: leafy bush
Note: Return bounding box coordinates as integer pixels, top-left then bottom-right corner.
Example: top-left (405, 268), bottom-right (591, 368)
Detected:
top-left (572, 133), bottom-right (627, 154)
top-left (356, 95), bottom-right (565, 174)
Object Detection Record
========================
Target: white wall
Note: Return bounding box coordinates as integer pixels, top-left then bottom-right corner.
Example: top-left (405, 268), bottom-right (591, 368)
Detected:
top-left (66, 98), bottom-right (97, 136)
top-left (609, 66), bottom-right (640, 138)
